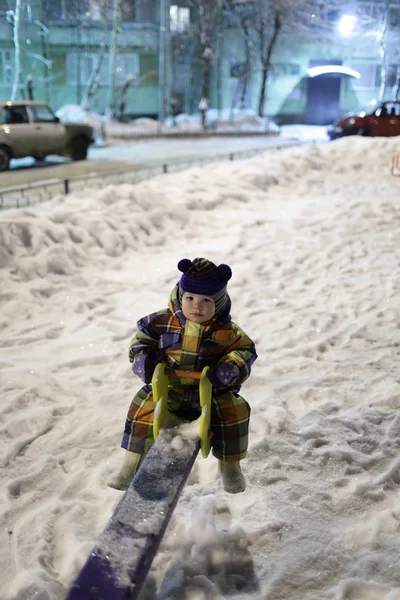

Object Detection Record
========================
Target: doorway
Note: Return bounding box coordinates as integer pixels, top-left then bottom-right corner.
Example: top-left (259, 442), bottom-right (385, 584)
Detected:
top-left (305, 59), bottom-right (342, 125)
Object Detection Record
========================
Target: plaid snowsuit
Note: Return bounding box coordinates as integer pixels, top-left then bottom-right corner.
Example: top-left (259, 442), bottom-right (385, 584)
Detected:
top-left (122, 284), bottom-right (257, 461)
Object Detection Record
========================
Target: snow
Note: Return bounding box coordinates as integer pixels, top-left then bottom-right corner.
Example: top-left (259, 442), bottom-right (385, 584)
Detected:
top-left (55, 104), bottom-right (106, 147)
top-left (1, 134), bottom-right (400, 600)
top-left (164, 108), bottom-right (279, 133)
top-left (55, 105), bottom-right (279, 139)
top-left (55, 104), bottom-right (103, 129)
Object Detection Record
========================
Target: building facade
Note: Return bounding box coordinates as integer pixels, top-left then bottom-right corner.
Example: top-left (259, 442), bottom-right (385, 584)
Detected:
top-left (0, 0), bottom-right (399, 124)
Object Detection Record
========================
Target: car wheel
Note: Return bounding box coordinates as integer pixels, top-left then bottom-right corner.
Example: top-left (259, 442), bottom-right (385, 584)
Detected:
top-left (0, 146), bottom-right (11, 171)
top-left (71, 137), bottom-right (89, 161)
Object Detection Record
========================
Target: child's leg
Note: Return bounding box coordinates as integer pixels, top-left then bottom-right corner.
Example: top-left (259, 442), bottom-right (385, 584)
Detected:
top-left (122, 386), bottom-right (189, 451)
top-left (107, 386), bottom-right (155, 491)
top-left (122, 385), bottom-right (157, 455)
top-left (107, 450), bottom-right (143, 490)
top-left (211, 391), bottom-right (250, 460)
top-left (211, 392), bottom-right (251, 493)
top-left (108, 385), bottom-right (188, 491)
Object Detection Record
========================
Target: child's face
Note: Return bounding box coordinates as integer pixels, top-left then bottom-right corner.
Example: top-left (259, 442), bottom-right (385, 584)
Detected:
top-left (181, 292), bottom-right (215, 323)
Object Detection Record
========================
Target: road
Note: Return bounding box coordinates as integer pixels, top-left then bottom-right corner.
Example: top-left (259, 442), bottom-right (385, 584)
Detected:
top-left (0, 134), bottom-right (300, 190)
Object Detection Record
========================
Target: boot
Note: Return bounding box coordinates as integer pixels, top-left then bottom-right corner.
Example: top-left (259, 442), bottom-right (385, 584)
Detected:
top-left (219, 460), bottom-right (246, 494)
top-left (107, 450), bottom-right (142, 491)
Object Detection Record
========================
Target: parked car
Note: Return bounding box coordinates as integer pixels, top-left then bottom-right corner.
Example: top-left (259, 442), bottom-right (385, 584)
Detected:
top-left (327, 101), bottom-right (400, 140)
top-left (0, 101), bottom-right (94, 171)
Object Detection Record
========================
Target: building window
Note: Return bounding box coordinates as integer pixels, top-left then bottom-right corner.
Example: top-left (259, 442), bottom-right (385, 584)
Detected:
top-left (351, 60), bottom-right (378, 88)
top-left (230, 62), bottom-right (246, 78)
top-left (0, 0), bottom-right (11, 12)
top-left (352, 61), bottom-right (400, 88)
top-left (389, 5), bottom-right (400, 27)
top-left (0, 49), bottom-right (13, 84)
top-left (66, 52), bottom-right (139, 86)
top-left (272, 63), bottom-right (301, 76)
top-left (132, 0), bottom-right (156, 23)
top-left (375, 64), bottom-right (400, 87)
top-left (170, 5), bottom-right (190, 32)
top-left (44, 0), bottom-right (90, 21)
top-left (121, 0), bottom-right (136, 22)
top-left (356, 1), bottom-right (386, 22)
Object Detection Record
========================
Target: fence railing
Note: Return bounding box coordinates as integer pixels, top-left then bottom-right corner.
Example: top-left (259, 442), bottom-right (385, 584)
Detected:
top-left (0, 143), bottom-right (300, 210)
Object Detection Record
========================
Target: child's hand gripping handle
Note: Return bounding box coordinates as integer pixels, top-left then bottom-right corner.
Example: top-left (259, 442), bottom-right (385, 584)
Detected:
top-left (151, 364), bottom-right (212, 457)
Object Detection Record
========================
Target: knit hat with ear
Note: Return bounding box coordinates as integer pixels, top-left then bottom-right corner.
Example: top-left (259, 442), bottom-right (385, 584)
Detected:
top-left (178, 257), bottom-right (232, 316)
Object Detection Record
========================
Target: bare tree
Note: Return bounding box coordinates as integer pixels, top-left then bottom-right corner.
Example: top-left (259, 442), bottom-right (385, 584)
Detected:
top-left (253, 0), bottom-right (283, 117)
top-left (26, 73), bottom-right (34, 99)
top-left (376, 0), bottom-right (390, 101)
top-left (186, 0), bottom-right (223, 127)
top-left (117, 70), bottom-right (158, 120)
top-left (343, 0), bottom-right (400, 101)
top-left (392, 61), bottom-right (400, 101)
top-left (118, 73), bottom-right (136, 119)
top-left (105, 0), bottom-right (121, 117)
top-left (81, 0), bottom-right (109, 109)
top-left (223, 0), bottom-right (306, 118)
top-left (10, 0), bottom-right (23, 100)
top-left (169, 8), bottom-right (195, 114)
top-left (223, 0), bottom-right (257, 110)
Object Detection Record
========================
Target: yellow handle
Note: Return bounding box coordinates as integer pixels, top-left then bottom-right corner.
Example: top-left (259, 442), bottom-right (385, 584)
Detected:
top-left (198, 366), bottom-right (212, 458)
top-left (151, 364), bottom-right (212, 458)
top-left (152, 363), bottom-right (169, 439)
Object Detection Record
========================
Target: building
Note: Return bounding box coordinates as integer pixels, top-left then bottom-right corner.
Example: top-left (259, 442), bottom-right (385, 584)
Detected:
top-left (0, 0), bottom-right (399, 124)
top-left (0, 0), bottom-right (160, 118)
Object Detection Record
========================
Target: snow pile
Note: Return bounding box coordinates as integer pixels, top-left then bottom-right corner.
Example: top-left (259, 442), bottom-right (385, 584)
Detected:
top-left (103, 108), bottom-right (278, 137)
top-left (165, 108), bottom-right (278, 133)
top-left (1, 136), bottom-right (400, 600)
top-left (105, 116), bottom-right (160, 137)
top-left (0, 185), bottom-right (189, 277)
top-left (55, 104), bottom-right (105, 145)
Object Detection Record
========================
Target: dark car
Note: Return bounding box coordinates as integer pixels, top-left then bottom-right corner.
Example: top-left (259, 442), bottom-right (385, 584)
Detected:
top-left (327, 101), bottom-right (400, 140)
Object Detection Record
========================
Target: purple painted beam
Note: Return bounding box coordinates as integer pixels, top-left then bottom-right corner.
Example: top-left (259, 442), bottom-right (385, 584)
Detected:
top-left (65, 429), bottom-right (200, 600)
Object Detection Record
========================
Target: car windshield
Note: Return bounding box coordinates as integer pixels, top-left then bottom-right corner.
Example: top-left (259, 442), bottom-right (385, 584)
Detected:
top-left (357, 101), bottom-right (380, 116)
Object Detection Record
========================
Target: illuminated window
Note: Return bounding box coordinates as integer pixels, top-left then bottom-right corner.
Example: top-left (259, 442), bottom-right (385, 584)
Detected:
top-left (170, 5), bottom-right (190, 32)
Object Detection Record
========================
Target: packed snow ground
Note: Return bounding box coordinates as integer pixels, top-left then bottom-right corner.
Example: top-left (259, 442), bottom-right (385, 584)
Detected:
top-left (1, 136), bottom-right (400, 600)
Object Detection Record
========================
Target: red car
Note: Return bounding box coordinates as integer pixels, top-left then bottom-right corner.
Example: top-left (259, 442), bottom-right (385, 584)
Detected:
top-left (327, 101), bottom-right (400, 140)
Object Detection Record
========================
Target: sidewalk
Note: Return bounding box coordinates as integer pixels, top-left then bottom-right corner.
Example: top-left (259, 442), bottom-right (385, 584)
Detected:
top-left (279, 124), bottom-right (329, 143)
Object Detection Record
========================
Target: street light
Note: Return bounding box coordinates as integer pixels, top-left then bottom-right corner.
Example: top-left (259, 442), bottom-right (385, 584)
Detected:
top-left (338, 15), bottom-right (356, 36)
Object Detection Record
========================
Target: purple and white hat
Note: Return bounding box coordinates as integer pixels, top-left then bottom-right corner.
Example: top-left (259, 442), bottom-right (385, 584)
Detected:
top-left (177, 257), bottom-right (232, 315)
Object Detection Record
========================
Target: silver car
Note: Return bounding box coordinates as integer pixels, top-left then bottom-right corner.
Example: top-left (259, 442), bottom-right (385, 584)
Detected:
top-left (0, 101), bottom-right (94, 171)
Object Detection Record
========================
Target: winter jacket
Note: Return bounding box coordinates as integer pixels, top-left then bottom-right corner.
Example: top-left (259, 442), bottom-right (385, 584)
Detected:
top-left (128, 284), bottom-right (257, 394)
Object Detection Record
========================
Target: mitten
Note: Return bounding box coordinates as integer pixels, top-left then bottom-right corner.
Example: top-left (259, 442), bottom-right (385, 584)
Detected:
top-left (132, 354), bottom-right (157, 383)
top-left (209, 361), bottom-right (240, 388)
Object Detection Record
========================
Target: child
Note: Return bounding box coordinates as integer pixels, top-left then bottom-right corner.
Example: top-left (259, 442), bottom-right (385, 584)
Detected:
top-left (108, 257), bottom-right (257, 494)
